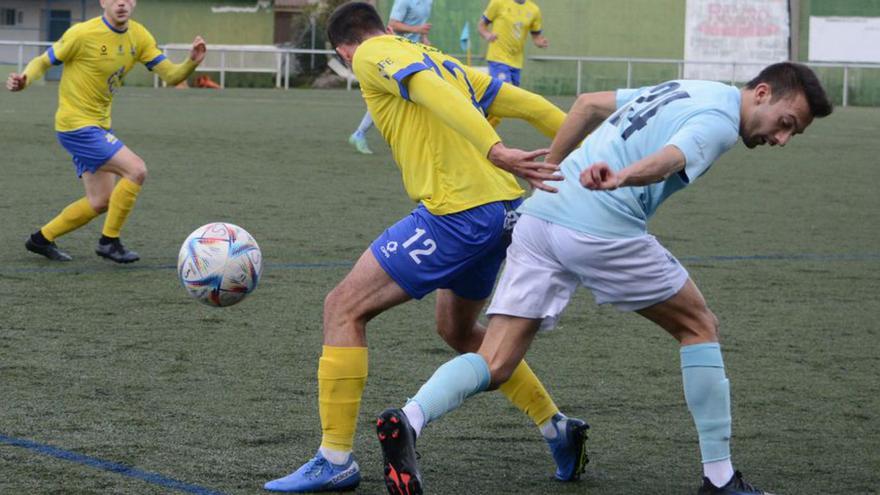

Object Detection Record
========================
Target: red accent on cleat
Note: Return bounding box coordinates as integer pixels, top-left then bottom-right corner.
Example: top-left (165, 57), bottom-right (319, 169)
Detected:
top-left (392, 430), bottom-right (399, 439)
top-left (379, 432), bottom-right (386, 440)
top-left (377, 418), bottom-right (384, 427)
top-left (390, 415), bottom-right (400, 424)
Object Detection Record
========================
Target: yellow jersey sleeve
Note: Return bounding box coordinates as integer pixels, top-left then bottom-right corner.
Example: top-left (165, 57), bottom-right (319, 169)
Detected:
top-left (530, 5), bottom-right (543, 33)
top-left (482, 0), bottom-right (501, 23)
top-left (47, 22), bottom-right (85, 65)
top-left (133, 24), bottom-right (167, 70)
top-left (351, 35), bottom-right (523, 215)
top-left (353, 36), bottom-right (432, 101)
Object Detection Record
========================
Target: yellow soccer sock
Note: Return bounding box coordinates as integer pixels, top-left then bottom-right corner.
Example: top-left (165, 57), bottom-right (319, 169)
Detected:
top-left (41, 197), bottom-right (99, 242)
top-left (102, 178), bottom-right (142, 238)
top-left (318, 345), bottom-right (368, 452)
top-left (499, 360), bottom-right (559, 427)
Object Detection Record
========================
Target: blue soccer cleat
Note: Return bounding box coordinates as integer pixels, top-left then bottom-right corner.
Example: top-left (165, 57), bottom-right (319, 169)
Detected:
top-left (545, 413), bottom-right (590, 481)
top-left (264, 452), bottom-right (360, 493)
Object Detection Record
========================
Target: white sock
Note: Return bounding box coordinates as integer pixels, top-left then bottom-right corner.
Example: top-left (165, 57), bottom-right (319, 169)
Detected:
top-left (402, 401), bottom-right (426, 437)
top-left (704, 459), bottom-right (735, 487)
top-left (318, 446), bottom-right (351, 466)
top-left (539, 413), bottom-right (564, 440)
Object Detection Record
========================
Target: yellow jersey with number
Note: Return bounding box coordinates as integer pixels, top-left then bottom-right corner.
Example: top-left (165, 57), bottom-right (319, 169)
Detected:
top-left (352, 35), bottom-right (523, 215)
top-left (47, 16), bottom-right (166, 131)
top-left (483, 0), bottom-right (543, 69)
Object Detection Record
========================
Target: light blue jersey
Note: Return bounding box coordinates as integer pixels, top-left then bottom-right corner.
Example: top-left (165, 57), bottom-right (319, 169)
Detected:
top-left (521, 80), bottom-right (742, 238)
top-left (389, 0), bottom-right (433, 42)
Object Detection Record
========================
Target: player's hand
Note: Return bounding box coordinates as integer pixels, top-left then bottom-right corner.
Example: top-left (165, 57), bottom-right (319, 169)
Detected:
top-left (6, 72), bottom-right (26, 91)
top-left (580, 162), bottom-right (621, 190)
top-left (420, 35), bottom-right (431, 46)
top-left (535, 37), bottom-right (549, 48)
top-left (488, 143), bottom-right (560, 193)
top-left (190, 36), bottom-right (207, 64)
top-left (417, 23), bottom-right (432, 34)
top-left (484, 33), bottom-right (498, 43)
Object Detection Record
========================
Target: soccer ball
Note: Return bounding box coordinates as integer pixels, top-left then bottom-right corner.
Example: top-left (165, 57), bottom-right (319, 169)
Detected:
top-left (177, 222), bottom-right (263, 307)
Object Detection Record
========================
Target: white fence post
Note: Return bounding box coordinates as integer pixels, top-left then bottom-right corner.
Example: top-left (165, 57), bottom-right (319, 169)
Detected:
top-left (576, 59), bottom-right (582, 94)
top-left (220, 50), bottom-right (226, 89)
top-left (843, 65), bottom-right (849, 107)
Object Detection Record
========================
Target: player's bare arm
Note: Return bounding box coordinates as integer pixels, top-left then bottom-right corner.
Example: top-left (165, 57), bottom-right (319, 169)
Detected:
top-left (546, 91), bottom-right (617, 164)
top-left (389, 19), bottom-right (431, 35)
top-left (580, 145), bottom-right (686, 191)
top-left (478, 18), bottom-right (497, 42)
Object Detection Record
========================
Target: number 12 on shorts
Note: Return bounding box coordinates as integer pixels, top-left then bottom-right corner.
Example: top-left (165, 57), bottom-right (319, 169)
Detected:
top-left (402, 227), bottom-right (436, 264)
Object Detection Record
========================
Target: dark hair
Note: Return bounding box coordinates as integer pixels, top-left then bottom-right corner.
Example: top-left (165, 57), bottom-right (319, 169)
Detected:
top-left (326, 2), bottom-right (385, 48)
top-left (745, 62), bottom-right (833, 118)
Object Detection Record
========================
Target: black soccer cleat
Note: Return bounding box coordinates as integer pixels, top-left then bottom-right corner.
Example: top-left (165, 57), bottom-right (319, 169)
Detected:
top-left (25, 237), bottom-right (72, 262)
top-left (697, 471), bottom-right (773, 495)
top-left (377, 408), bottom-right (423, 495)
top-left (95, 238), bottom-right (140, 263)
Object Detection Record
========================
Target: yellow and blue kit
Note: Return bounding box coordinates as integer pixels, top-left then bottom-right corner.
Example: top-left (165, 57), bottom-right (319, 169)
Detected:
top-left (482, 0), bottom-right (543, 70)
top-left (21, 16), bottom-right (198, 174)
top-left (352, 34), bottom-right (562, 299)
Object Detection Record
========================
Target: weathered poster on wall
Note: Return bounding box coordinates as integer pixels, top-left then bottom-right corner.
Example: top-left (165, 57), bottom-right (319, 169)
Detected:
top-left (684, 0), bottom-right (790, 82)
top-left (809, 17), bottom-right (880, 63)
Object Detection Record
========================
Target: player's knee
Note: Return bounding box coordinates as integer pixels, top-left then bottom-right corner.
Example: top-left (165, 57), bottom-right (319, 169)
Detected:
top-left (88, 196), bottom-right (109, 213)
top-left (322, 285), bottom-right (364, 337)
top-left (690, 308), bottom-right (720, 343)
top-left (127, 160), bottom-right (147, 185)
top-left (435, 321), bottom-right (470, 353)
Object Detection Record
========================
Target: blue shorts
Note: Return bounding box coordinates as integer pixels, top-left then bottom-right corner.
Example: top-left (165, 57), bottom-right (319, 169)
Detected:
top-left (371, 199), bottom-right (523, 300)
top-left (488, 61), bottom-right (521, 87)
top-left (56, 126), bottom-right (124, 177)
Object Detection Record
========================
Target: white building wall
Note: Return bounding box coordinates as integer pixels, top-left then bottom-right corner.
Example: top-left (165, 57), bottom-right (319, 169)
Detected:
top-left (0, 1), bottom-right (101, 65)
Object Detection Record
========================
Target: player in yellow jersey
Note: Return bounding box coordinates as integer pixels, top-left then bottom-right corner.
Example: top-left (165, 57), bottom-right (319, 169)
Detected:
top-left (479, 0), bottom-right (548, 87)
top-left (264, 3), bottom-right (588, 493)
top-left (6, 0), bottom-right (206, 263)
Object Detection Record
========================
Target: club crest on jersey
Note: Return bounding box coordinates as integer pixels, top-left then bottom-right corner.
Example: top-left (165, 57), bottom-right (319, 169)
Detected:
top-left (101, 44), bottom-right (108, 55)
top-left (118, 45), bottom-right (124, 55)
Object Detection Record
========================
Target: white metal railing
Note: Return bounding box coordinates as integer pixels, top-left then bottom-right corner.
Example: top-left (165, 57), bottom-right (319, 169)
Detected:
top-left (0, 40), bottom-right (353, 90)
top-left (157, 44), bottom-right (347, 90)
top-left (531, 55), bottom-right (880, 107)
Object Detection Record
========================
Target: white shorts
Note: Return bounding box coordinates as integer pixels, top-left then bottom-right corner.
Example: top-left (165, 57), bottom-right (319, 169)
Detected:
top-left (487, 214), bottom-right (689, 330)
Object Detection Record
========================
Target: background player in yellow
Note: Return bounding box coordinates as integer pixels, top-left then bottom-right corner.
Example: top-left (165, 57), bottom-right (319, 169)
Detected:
top-left (264, 3), bottom-right (588, 493)
top-left (479, 0), bottom-right (548, 87)
top-left (6, 0), bottom-right (206, 263)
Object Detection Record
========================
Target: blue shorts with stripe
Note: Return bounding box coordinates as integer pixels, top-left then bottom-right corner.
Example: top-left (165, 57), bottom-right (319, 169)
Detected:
top-left (56, 126), bottom-right (124, 177)
top-left (370, 198), bottom-right (523, 300)
top-left (488, 61), bottom-right (521, 87)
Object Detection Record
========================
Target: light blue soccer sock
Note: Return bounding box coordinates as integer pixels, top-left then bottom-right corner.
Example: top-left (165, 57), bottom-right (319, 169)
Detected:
top-left (405, 353), bottom-right (491, 433)
top-left (680, 343), bottom-right (732, 464)
top-left (353, 111), bottom-right (373, 137)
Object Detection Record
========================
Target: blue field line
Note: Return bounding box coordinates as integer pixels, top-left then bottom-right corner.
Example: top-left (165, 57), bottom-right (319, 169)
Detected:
top-left (0, 434), bottom-right (226, 494)
top-left (0, 253), bottom-right (878, 276)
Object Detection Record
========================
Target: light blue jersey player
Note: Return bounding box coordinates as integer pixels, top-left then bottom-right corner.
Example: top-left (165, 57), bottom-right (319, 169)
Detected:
top-left (389, 0), bottom-right (433, 43)
top-left (348, 0), bottom-right (433, 154)
top-left (377, 63), bottom-right (833, 495)
top-left (522, 80), bottom-right (741, 239)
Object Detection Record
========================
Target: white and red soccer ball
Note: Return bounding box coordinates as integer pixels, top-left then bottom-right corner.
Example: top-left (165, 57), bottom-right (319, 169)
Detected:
top-left (177, 222), bottom-right (262, 307)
